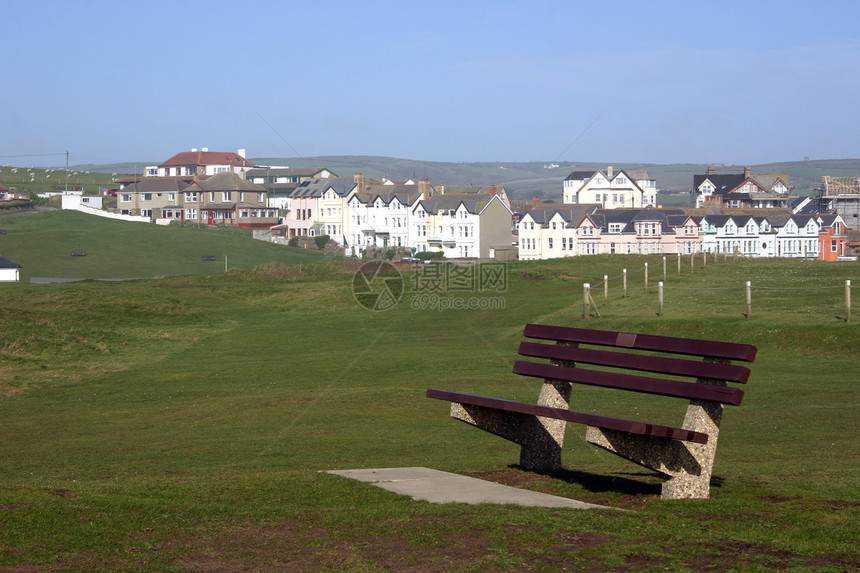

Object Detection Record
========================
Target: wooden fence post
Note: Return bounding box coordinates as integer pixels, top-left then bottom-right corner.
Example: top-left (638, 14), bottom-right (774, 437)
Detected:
top-left (746, 281), bottom-right (752, 318)
top-left (623, 269), bottom-right (627, 298)
top-left (658, 281), bottom-right (664, 316)
top-left (604, 275), bottom-right (609, 302)
top-left (691, 252), bottom-right (695, 274)
top-left (663, 256), bottom-right (667, 282)
top-left (583, 283), bottom-right (590, 319)
top-left (644, 262), bottom-right (649, 292)
top-left (677, 253), bottom-right (681, 276)
top-left (847, 280), bottom-right (852, 323)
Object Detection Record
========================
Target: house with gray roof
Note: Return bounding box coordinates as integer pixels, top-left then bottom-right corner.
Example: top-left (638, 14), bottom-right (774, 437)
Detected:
top-left (184, 172), bottom-right (277, 228)
top-left (246, 167), bottom-right (337, 210)
top-left (519, 207), bottom-right (701, 259)
top-left (0, 255), bottom-right (22, 282)
top-left (693, 166), bottom-right (790, 209)
top-left (563, 165), bottom-right (657, 208)
top-left (413, 193), bottom-right (512, 259)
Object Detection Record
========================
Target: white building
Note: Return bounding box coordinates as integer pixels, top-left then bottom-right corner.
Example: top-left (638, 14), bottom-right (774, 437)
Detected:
top-left (145, 148), bottom-right (256, 178)
top-left (0, 255), bottom-right (22, 282)
top-left (563, 166), bottom-right (656, 208)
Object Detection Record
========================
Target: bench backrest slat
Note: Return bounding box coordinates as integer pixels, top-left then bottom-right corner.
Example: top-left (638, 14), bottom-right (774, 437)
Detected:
top-left (523, 324), bottom-right (757, 363)
top-left (513, 360), bottom-right (745, 405)
top-left (518, 341), bottom-right (751, 384)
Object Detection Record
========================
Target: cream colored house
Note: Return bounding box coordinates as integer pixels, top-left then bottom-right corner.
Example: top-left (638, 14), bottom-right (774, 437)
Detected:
top-left (563, 166), bottom-right (656, 208)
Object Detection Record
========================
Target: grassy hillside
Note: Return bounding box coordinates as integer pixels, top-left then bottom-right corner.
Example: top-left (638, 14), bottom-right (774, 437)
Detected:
top-left (0, 210), bottom-right (326, 281)
top-left (0, 165), bottom-right (117, 196)
top-left (0, 253), bottom-right (858, 570)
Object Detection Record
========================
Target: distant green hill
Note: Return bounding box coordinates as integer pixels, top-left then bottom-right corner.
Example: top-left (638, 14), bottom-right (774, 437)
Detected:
top-left (32, 155), bottom-right (860, 202)
top-left (0, 210), bottom-right (326, 282)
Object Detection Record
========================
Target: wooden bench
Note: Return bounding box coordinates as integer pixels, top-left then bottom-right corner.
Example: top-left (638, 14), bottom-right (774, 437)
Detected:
top-left (201, 255), bottom-right (216, 261)
top-left (427, 324), bottom-right (757, 499)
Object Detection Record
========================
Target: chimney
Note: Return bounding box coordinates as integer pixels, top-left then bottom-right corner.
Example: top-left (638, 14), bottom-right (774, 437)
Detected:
top-left (202, 147), bottom-right (209, 152)
top-left (354, 172), bottom-right (366, 194)
top-left (191, 148), bottom-right (198, 152)
top-left (706, 165), bottom-right (716, 175)
top-left (744, 166), bottom-right (751, 178)
top-left (238, 148), bottom-right (246, 158)
top-left (606, 165), bottom-right (613, 178)
top-left (532, 196), bottom-right (540, 209)
top-left (489, 185), bottom-right (497, 197)
top-left (418, 179), bottom-right (430, 197)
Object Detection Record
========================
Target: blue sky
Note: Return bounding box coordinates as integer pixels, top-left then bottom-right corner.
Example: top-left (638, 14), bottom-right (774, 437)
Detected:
top-left (2, 0), bottom-right (858, 167)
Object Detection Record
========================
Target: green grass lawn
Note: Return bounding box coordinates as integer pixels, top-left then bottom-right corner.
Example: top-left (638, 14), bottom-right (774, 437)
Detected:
top-left (0, 210), bottom-right (326, 280)
top-left (0, 221), bottom-right (858, 570)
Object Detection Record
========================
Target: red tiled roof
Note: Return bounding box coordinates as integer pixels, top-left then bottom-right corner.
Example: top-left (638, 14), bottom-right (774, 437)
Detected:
top-left (159, 151), bottom-right (257, 168)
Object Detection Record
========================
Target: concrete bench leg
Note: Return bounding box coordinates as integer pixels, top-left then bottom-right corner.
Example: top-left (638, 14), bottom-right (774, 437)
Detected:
top-left (585, 400), bottom-right (723, 499)
top-left (449, 378), bottom-right (572, 471)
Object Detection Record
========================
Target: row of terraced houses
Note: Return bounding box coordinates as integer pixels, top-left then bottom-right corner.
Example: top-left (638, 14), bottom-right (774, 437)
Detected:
top-left (113, 149), bottom-right (514, 259)
top-left (107, 150), bottom-right (851, 261)
top-left (517, 165), bottom-right (850, 261)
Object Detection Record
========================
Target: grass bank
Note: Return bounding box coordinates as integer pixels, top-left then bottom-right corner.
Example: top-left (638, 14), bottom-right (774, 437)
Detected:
top-left (0, 256), bottom-right (857, 571)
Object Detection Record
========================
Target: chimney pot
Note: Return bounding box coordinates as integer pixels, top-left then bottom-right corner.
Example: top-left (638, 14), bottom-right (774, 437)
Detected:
top-left (744, 166), bottom-right (751, 178)
top-left (607, 165), bottom-right (613, 178)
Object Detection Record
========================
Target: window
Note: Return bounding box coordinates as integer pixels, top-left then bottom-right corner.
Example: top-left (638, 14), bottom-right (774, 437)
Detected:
top-left (185, 192), bottom-right (198, 202)
top-left (608, 223), bottom-right (622, 233)
top-left (121, 194), bottom-right (131, 202)
top-left (616, 177), bottom-right (626, 184)
top-left (223, 192), bottom-right (231, 202)
top-left (832, 240), bottom-right (838, 252)
top-left (548, 238), bottom-right (553, 249)
top-left (168, 193), bottom-right (175, 201)
top-left (143, 193), bottom-right (152, 201)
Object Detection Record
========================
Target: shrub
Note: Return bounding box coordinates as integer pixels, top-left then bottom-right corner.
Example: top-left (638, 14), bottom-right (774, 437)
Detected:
top-left (314, 235), bottom-right (330, 250)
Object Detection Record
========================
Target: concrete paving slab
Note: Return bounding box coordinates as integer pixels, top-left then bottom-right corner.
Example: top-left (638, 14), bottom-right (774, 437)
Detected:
top-left (326, 467), bottom-right (609, 509)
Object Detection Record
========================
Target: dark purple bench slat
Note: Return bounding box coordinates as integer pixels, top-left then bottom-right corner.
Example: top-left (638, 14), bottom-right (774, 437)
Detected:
top-left (518, 341), bottom-right (751, 384)
top-left (427, 389), bottom-right (708, 444)
top-left (523, 324), bottom-right (758, 363)
top-left (513, 360), bottom-right (744, 406)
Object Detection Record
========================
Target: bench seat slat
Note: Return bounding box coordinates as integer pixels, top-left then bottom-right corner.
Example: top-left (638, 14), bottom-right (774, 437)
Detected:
top-left (518, 341), bottom-right (751, 384)
top-left (523, 324), bottom-right (758, 363)
top-left (426, 389), bottom-right (708, 444)
top-left (513, 360), bottom-right (744, 406)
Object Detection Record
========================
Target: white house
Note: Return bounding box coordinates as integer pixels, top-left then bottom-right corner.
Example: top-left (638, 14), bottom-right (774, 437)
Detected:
top-left (700, 213), bottom-right (822, 258)
top-left (563, 166), bottom-right (656, 208)
top-left (693, 166), bottom-right (790, 209)
top-left (145, 148), bottom-right (257, 178)
top-left (0, 255), bottom-right (22, 282)
top-left (415, 194), bottom-right (512, 259)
